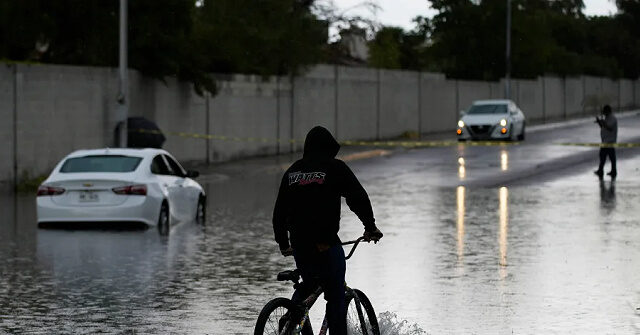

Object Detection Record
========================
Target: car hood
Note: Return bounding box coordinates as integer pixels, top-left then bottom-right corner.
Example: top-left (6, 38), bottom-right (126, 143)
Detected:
top-left (461, 114), bottom-right (509, 125)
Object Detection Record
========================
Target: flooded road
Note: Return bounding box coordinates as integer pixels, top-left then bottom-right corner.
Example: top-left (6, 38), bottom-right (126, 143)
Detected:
top-left (1, 114), bottom-right (640, 334)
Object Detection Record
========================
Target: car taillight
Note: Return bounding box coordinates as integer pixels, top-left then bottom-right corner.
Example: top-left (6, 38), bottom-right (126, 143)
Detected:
top-left (112, 184), bottom-right (147, 196)
top-left (37, 185), bottom-right (65, 196)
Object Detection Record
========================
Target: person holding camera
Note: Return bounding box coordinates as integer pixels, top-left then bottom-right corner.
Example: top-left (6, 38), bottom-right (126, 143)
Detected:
top-left (594, 105), bottom-right (618, 179)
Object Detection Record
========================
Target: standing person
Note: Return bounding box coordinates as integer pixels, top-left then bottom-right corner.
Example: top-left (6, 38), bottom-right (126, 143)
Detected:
top-left (272, 126), bottom-right (383, 335)
top-left (594, 105), bottom-right (618, 179)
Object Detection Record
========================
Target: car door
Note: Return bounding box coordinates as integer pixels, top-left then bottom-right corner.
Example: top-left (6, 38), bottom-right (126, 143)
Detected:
top-left (163, 154), bottom-right (191, 221)
top-left (151, 154), bottom-right (183, 221)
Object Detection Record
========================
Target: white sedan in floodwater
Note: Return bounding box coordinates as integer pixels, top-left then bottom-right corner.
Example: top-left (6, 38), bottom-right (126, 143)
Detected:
top-left (456, 99), bottom-right (526, 141)
top-left (36, 148), bottom-right (206, 234)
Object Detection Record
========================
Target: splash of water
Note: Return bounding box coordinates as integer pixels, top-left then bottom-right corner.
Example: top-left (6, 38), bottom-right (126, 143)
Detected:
top-left (377, 311), bottom-right (426, 335)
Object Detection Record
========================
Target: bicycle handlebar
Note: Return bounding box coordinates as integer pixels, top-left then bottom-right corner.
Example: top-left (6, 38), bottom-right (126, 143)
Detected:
top-left (282, 235), bottom-right (379, 259)
top-left (342, 236), bottom-right (377, 260)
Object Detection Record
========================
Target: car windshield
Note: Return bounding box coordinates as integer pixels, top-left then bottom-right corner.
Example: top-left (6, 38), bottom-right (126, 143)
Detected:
top-left (467, 104), bottom-right (508, 115)
top-left (60, 155), bottom-right (142, 173)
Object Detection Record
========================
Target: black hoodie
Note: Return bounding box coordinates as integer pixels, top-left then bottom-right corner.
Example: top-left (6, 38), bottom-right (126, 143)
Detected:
top-left (272, 126), bottom-right (376, 251)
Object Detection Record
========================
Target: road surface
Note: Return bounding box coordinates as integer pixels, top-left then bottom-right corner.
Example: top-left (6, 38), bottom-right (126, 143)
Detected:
top-left (1, 113), bottom-right (639, 334)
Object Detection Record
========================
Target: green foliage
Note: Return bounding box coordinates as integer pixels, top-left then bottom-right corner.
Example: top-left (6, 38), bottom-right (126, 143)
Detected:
top-left (2, 0), bottom-right (638, 89)
top-left (368, 25), bottom-right (428, 70)
top-left (368, 0), bottom-right (640, 80)
top-left (192, 0), bottom-right (327, 77)
top-left (368, 27), bottom-right (404, 69)
top-left (0, 0), bottom-right (328, 95)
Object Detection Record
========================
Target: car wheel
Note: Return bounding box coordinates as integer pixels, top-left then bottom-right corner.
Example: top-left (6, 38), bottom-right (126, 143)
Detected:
top-left (518, 123), bottom-right (526, 141)
top-left (158, 202), bottom-right (170, 236)
top-left (195, 195), bottom-right (206, 225)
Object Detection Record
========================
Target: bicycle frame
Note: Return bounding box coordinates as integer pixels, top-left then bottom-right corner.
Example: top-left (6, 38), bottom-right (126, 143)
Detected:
top-left (285, 237), bottom-right (372, 335)
top-left (286, 285), bottom-right (368, 335)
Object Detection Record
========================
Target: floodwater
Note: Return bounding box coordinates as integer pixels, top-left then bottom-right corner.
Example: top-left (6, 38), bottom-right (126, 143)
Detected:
top-left (1, 115), bottom-right (640, 334)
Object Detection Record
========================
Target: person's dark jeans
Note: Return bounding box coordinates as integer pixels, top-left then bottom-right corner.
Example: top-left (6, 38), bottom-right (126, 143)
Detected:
top-left (597, 147), bottom-right (617, 176)
top-left (292, 244), bottom-right (347, 335)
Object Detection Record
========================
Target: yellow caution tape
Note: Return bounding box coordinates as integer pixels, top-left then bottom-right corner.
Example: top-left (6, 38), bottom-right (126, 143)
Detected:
top-left (132, 128), bottom-right (305, 144)
top-left (132, 129), bottom-right (639, 149)
top-left (556, 142), bottom-right (640, 148)
top-left (339, 140), bottom-right (518, 147)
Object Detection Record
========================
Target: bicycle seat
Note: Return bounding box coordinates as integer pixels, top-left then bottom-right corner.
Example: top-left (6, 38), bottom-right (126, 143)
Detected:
top-left (277, 269), bottom-right (300, 282)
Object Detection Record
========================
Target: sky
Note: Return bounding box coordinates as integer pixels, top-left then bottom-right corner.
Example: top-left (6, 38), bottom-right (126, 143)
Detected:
top-left (334, 0), bottom-right (619, 31)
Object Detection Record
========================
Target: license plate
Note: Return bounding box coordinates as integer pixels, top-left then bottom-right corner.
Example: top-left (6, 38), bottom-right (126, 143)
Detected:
top-left (79, 191), bottom-right (99, 202)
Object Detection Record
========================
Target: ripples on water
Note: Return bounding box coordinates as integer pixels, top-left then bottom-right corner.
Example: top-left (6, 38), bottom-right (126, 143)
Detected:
top-left (2, 155), bottom-right (640, 333)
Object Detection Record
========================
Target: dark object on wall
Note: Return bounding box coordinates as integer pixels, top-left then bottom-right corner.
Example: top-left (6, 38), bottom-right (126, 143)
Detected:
top-left (114, 117), bottom-right (166, 148)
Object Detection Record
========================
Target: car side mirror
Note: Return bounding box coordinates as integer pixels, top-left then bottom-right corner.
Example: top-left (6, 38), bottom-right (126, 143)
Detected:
top-left (186, 170), bottom-right (199, 178)
top-left (459, 110), bottom-right (466, 117)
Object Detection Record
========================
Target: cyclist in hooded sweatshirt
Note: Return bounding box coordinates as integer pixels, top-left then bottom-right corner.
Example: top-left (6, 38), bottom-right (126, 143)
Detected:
top-left (272, 126), bottom-right (383, 335)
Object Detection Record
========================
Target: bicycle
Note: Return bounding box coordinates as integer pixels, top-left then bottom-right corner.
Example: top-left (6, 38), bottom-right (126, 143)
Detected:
top-left (254, 236), bottom-right (380, 335)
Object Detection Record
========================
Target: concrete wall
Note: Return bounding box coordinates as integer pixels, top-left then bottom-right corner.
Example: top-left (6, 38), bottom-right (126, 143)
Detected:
top-left (514, 79), bottom-right (544, 121)
top-left (457, 80), bottom-right (491, 113)
top-left (13, 65), bottom-right (112, 180)
top-left (543, 77), bottom-right (564, 121)
top-left (420, 73), bottom-right (456, 133)
top-left (337, 67), bottom-right (377, 141)
top-left (379, 69), bottom-right (419, 138)
top-left (208, 76), bottom-right (281, 162)
top-left (0, 65), bottom-right (14, 186)
top-left (1, 62), bottom-right (638, 186)
top-left (602, 78), bottom-right (619, 109)
top-left (620, 79), bottom-right (634, 109)
top-left (153, 77), bottom-right (208, 162)
top-left (635, 81), bottom-right (640, 109)
top-left (291, 65), bottom-right (336, 152)
top-left (565, 77), bottom-right (585, 117)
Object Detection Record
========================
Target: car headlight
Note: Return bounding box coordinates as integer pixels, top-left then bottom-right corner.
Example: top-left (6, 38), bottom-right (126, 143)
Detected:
top-left (499, 119), bottom-right (507, 127)
top-left (458, 120), bottom-right (465, 128)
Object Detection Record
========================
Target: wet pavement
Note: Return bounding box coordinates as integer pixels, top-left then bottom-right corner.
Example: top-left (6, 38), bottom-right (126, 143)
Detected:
top-left (1, 114), bottom-right (640, 334)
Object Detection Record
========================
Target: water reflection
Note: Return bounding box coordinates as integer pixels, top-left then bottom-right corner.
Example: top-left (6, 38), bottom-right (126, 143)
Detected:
top-left (458, 157), bottom-right (466, 180)
top-left (0, 174), bottom-right (287, 333)
top-left (599, 180), bottom-right (616, 210)
top-left (456, 186), bottom-right (465, 265)
top-left (498, 186), bottom-right (508, 279)
top-left (500, 149), bottom-right (508, 171)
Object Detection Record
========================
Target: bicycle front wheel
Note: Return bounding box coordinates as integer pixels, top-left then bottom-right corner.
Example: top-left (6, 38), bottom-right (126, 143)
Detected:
top-left (254, 297), bottom-right (312, 335)
top-left (346, 289), bottom-right (380, 335)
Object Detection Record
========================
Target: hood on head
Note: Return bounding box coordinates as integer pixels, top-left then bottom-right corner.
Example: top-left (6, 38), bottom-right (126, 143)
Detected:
top-left (303, 126), bottom-right (340, 160)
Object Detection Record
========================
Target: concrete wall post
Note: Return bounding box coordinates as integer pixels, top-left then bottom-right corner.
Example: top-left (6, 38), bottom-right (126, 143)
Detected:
top-left (417, 71), bottom-right (422, 138)
top-left (455, 80), bottom-right (459, 115)
top-left (205, 91), bottom-right (211, 164)
top-left (12, 64), bottom-right (18, 190)
top-left (563, 76), bottom-right (567, 120)
top-left (632, 79), bottom-right (635, 108)
top-left (542, 76), bottom-right (546, 123)
top-left (334, 65), bottom-right (339, 140)
top-left (582, 76), bottom-right (586, 115)
top-left (618, 80), bottom-right (621, 111)
top-left (3, 62), bottom-right (640, 185)
top-left (376, 68), bottom-right (381, 140)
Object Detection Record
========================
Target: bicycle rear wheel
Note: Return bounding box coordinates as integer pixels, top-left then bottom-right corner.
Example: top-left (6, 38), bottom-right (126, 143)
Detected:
top-left (346, 289), bottom-right (380, 335)
top-left (254, 297), bottom-right (312, 335)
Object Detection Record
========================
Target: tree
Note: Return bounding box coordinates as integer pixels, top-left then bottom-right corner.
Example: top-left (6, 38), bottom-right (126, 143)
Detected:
top-left (0, 0), bottom-right (330, 95)
top-left (192, 0), bottom-right (328, 77)
top-left (368, 0), bottom-right (639, 80)
top-left (614, 0), bottom-right (640, 77)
